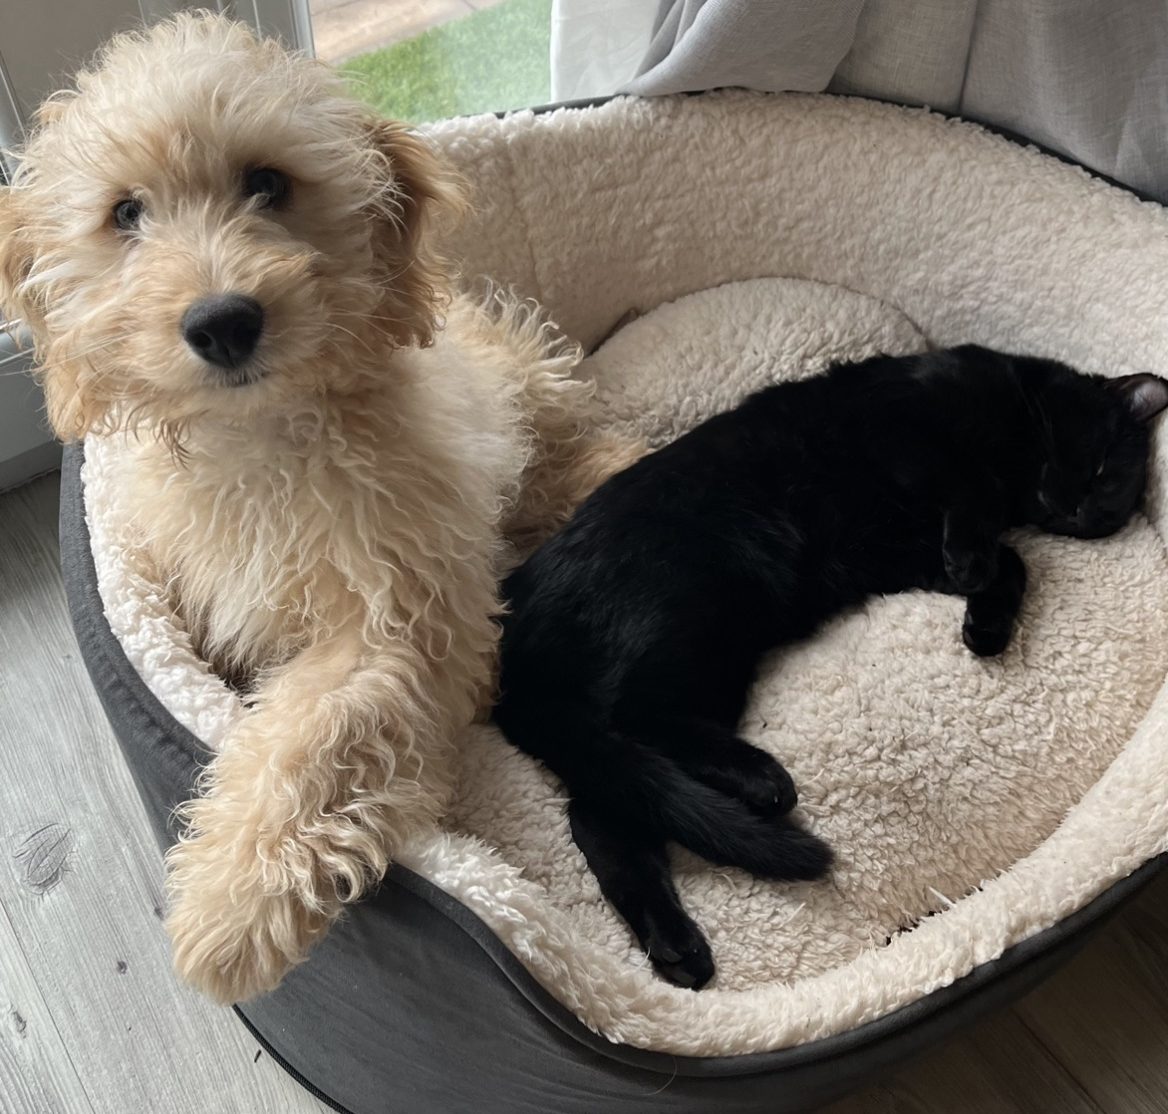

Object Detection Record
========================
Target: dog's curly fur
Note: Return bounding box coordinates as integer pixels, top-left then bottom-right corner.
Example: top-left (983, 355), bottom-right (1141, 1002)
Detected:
top-left (0, 13), bottom-right (640, 1003)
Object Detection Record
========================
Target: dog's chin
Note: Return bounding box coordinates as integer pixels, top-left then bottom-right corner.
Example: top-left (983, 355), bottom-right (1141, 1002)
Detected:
top-left (141, 363), bottom-right (281, 431)
top-left (210, 363), bottom-right (268, 390)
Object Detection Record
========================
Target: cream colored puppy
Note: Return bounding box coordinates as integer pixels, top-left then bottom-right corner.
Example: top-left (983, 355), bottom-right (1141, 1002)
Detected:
top-left (0, 13), bottom-right (636, 1003)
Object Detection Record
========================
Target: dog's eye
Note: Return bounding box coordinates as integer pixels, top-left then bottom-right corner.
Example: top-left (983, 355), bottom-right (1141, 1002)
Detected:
top-left (112, 198), bottom-right (143, 231)
top-left (244, 167), bottom-right (291, 209)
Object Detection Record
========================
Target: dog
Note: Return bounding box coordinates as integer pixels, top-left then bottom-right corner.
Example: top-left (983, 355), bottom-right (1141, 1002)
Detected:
top-left (0, 13), bottom-right (639, 1003)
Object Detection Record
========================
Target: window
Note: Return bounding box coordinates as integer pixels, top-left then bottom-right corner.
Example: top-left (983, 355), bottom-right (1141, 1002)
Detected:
top-left (304, 0), bottom-right (552, 122)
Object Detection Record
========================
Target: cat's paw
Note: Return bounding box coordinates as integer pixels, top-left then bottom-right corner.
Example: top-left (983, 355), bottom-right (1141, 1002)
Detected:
top-left (962, 613), bottom-right (1013, 657)
top-left (944, 547), bottom-right (998, 594)
top-left (689, 743), bottom-right (798, 815)
top-left (736, 755), bottom-right (798, 815)
top-left (644, 917), bottom-right (715, 990)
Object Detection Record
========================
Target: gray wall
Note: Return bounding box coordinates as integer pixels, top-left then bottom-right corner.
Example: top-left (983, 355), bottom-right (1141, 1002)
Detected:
top-left (0, 339), bottom-right (58, 492)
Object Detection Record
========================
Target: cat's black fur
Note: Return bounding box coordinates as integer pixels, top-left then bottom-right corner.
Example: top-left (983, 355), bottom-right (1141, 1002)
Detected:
top-left (493, 345), bottom-right (1168, 990)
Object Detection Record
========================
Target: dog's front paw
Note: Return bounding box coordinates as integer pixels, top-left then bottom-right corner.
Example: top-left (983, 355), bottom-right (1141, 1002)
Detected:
top-left (165, 836), bottom-right (333, 1004)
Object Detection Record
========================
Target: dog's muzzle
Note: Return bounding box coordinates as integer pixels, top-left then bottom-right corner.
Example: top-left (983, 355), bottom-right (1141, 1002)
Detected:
top-left (182, 293), bottom-right (265, 375)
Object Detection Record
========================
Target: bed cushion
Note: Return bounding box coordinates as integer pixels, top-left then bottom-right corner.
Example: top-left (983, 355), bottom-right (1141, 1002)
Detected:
top-left (62, 90), bottom-right (1168, 1112)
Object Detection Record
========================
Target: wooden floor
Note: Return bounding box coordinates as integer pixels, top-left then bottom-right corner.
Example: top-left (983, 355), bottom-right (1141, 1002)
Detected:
top-left (1, 472), bottom-right (1166, 1114)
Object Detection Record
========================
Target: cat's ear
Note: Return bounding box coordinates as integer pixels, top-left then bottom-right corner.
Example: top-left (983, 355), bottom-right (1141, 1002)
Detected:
top-left (1110, 374), bottom-right (1168, 423)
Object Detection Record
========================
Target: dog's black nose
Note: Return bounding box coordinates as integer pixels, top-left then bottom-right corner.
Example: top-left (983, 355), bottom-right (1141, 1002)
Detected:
top-left (182, 294), bottom-right (264, 369)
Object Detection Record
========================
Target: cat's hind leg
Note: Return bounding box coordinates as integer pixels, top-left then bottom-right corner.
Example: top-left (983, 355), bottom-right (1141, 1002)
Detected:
top-left (568, 798), bottom-right (715, 989)
top-left (942, 498), bottom-right (1005, 593)
top-left (959, 543), bottom-right (1027, 656)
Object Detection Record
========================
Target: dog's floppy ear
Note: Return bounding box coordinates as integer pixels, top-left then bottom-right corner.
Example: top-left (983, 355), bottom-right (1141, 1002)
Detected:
top-left (0, 185), bottom-right (42, 333)
top-left (0, 185), bottom-right (110, 441)
top-left (0, 95), bottom-right (77, 334)
top-left (364, 120), bottom-right (468, 348)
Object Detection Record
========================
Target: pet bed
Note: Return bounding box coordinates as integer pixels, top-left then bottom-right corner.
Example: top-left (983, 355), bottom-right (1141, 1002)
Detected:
top-left (61, 91), bottom-right (1168, 1114)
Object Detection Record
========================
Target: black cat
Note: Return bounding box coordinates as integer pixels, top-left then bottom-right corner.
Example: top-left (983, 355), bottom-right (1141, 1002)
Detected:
top-left (493, 345), bottom-right (1168, 990)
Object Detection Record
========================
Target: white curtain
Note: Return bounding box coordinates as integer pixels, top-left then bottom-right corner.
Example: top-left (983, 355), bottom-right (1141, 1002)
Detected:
top-left (551, 0), bottom-right (662, 101)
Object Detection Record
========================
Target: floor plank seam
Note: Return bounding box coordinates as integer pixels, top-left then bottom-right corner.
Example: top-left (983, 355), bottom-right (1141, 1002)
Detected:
top-left (1012, 1008), bottom-right (1108, 1113)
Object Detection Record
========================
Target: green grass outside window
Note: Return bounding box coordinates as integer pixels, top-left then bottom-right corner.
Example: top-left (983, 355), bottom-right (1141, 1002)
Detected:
top-left (342, 0), bottom-right (552, 123)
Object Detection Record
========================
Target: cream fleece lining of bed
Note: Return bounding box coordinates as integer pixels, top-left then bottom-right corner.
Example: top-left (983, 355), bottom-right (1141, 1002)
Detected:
top-left (82, 91), bottom-right (1168, 1057)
